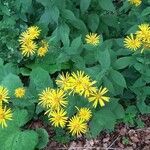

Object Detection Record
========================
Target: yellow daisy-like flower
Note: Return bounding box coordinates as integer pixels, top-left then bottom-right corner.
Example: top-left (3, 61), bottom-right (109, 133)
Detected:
top-left (88, 87), bottom-right (110, 107)
top-left (0, 86), bottom-right (9, 104)
top-left (49, 108), bottom-right (68, 128)
top-left (0, 106), bottom-right (12, 128)
top-left (48, 89), bottom-right (68, 110)
top-left (77, 107), bottom-right (92, 122)
top-left (80, 80), bottom-right (97, 98)
top-left (128, 0), bottom-right (142, 6)
top-left (15, 87), bottom-right (25, 98)
top-left (85, 33), bottom-right (100, 46)
top-left (69, 71), bottom-right (91, 95)
top-left (27, 26), bottom-right (41, 39)
top-left (68, 116), bottom-right (87, 136)
top-left (136, 24), bottom-right (150, 42)
top-left (19, 31), bottom-right (32, 44)
top-left (56, 72), bottom-right (71, 91)
top-left (20, 40), bottom-right (37, 57)
top-left (38, 87), bottom-right (52, 108)
top-left (124, 33), bottom-right (141, 51)
top-left (37, 40), bottom-right (49, 57)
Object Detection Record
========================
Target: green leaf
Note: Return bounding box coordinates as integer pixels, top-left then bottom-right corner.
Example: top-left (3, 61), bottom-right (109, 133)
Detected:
top-left (98, 0), bottom-right (115, 11)
top-left (113, 57), bottom-right (135, 69)
top-left (80, 0), bottom-right (91, 13)
top-left (96, 48), bottom-right (110, 69)
top-left (89, 109), bottom-right (116, 137)
top-left (110, 69), bottom-right (127, 88)
top-left (58, 23), bottom-right (70, 46)
top-left (0, 109), bottom-right (38, 150)
top-left (1, 73), bottom-right (22, 95)
top-left (2, 130), bottom-right (38, 150)
top-left (141, 7), bottom-right (150, 17)
top-left (87, 13), bottom-right (99, 32)
top-left (30, 67), bottom-right (53, 93)
top-left (36, 128), bottom-right (49, 149)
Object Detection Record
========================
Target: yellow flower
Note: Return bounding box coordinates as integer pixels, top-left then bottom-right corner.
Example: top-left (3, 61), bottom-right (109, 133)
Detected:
top-left (49, 108), bottom-right (68, 128)
top-left (20, 40), bottom-right (37, 57)
top-left (19, 31), bottom-right (32, 44)
top-left (77, 107), bottom-right (92, 122)
top-left (68, 116), bottom-right (87, 136)
top-left (0, 86), bottom-right (9, 104)
top-left (48, 89), bottom-right (68, 110)
top-left (15, 87), bottom-right (25, 98)
top-left (69, 71), bottom-right (91, 95)
top-left (27, 26), bottom-right (41, 39)
top-left (56, 72), bottom-right (71, 91)
top-left (85, 33), bottom-right (100, 46)
top-left (136, 24), bottom-right (150, 42)
top-left (0, 106), bottom-right (12, 128)
top-left (38, 87), bottom-right (52, 108)
top-left (128, 0), bottom-right (142, 6)
top-left (37, 40), bottom-right (49, 57)
top-left (88, 87), bottom-right (110, 107)
top-left (79, 80), bottom-right (97, 98)
top-left (124, 33), bottom-right (141, 51)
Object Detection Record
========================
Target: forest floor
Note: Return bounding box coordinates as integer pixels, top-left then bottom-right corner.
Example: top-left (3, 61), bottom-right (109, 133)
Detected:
top-left (30, 114), bottom-right (150, 150)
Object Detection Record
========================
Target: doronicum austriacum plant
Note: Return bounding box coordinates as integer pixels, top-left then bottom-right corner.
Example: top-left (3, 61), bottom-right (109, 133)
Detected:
top-left (0, 0), bottom-right (150, 149)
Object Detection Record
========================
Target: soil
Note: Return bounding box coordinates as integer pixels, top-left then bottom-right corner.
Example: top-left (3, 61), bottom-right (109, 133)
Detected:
top-left (29, 114), bottom-right (150, 150)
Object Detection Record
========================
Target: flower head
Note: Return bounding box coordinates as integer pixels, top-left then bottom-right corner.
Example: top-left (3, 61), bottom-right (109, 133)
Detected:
top-left (56, 72), bottom-right (71, 91)
top-left (136, 24), bottom-right (150, 42)
top-left (0, 86), bottom-right (9, 104)
top-left (128, 0), bottom-right (142, 6)
top-left (48, 89), bottom-right (68, 110)
top-left (49, 108), bottom-right (68, 128)
top-left (124, 33), bottom-right (141, 51)
top-left (38, 87), bottom-right (52, 108)
top-left (68, 71), bottom-right (91, 95)
top-left (20, 40), bottom-right (37, 57)
top-left (77, 107), bottom-right (92, 122)
top-left (68, 116), bottom-right (87, 136)
top-left (27, 26), bottom-right (41, 39)
top-left (15, 87), bottom-right (25, 98)
top-left (88, 87), bottom-right (110, 107)
top-left (37, 40), bottom-right (49, 57)
top-left (0, 106), bottom-right (12, 128)
top-left (85, 33), bottom-right (100, 46)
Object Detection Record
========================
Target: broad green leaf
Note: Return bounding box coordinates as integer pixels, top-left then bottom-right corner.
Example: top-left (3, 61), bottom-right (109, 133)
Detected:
top-left (80, 0), bottom-right (91, 13)
top-left (36, 128), bottom-right (49, 149)
top-left (87, 13), bottom-right (99, 32)
top-left (141, 7), bottom-right (150, 17)
top-left (0, 109), bottom-right (38, 150)
top-left (2, 130), bottom-right (38, 150)
top-left (96, 48), bottom-right (110, 69)
top-left (30, 67), bottom-right (53, 93)
top-left (58, 23), bottom-right (70, 46)
top-left (113, 57), bottom-right (135, 69)
top-left (89, 109), bottom-right (116, 137)
top-left (1, 73), bottom-right (22, 95)
top-left (98, 0), bottom-right (115, 11)
top-left (110, 69), bottom-right (127, 88)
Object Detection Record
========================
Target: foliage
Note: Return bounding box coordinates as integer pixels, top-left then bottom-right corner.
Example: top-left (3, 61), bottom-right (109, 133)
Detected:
top-left (0, 0), bottom-right (150, 149)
